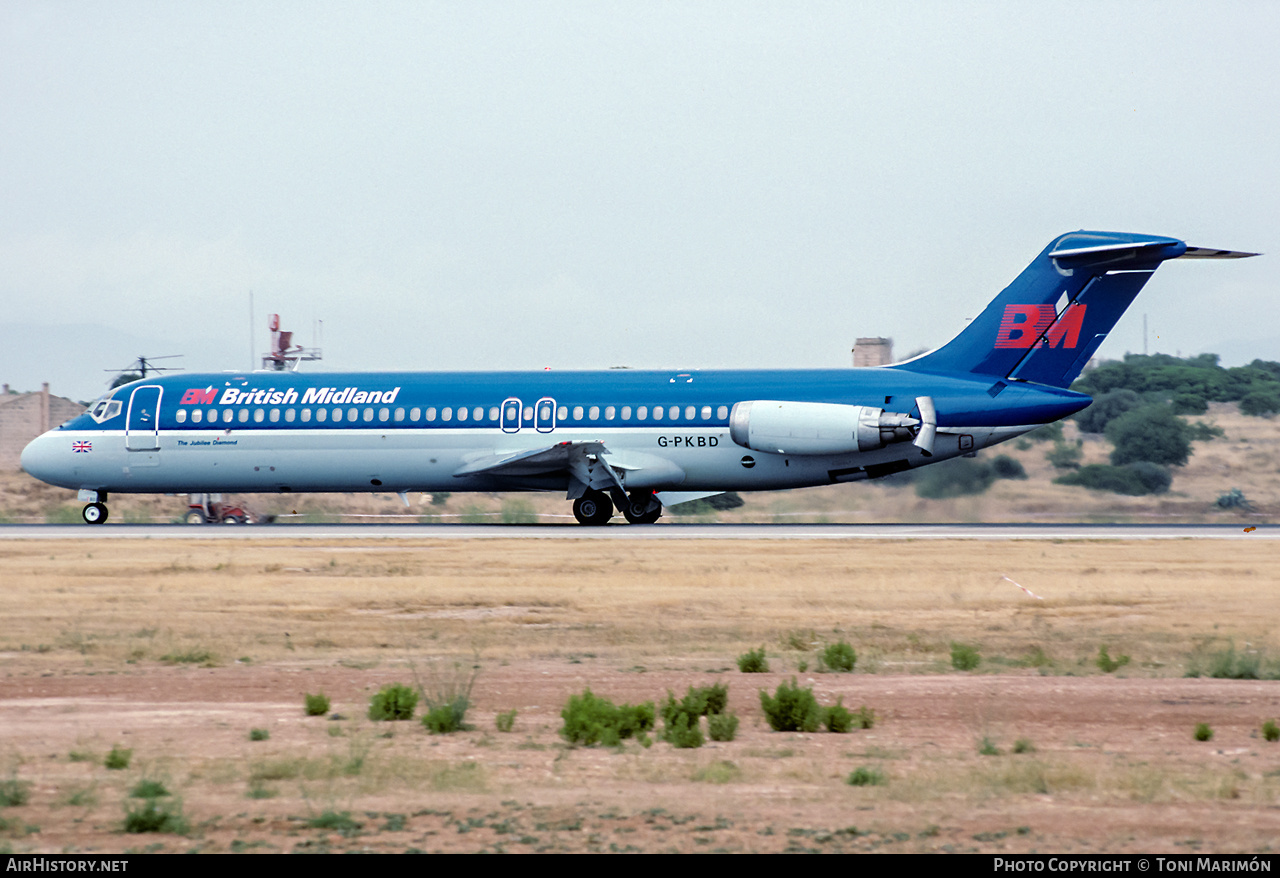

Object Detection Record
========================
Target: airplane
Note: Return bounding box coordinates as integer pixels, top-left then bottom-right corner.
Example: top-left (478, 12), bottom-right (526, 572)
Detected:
top-left (20, 230), bottom-right (1257, 526)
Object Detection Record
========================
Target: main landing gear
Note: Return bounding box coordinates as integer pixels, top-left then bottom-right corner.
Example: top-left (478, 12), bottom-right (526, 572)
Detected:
top-left (572, 490), bottom-right (662, 526)
top-left (621, 492), bottom-right (662, 525)
top-left (572, 490), bottom-right (613, 526)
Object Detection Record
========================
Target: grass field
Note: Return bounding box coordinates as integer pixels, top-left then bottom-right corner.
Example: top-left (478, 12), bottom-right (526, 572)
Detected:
top-left (1, 537), bottom-right (1277, 670)
top-left (2, 537), bottom-right (1279, 853)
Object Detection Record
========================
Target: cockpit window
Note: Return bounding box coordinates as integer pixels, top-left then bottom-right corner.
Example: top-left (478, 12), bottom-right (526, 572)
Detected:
top-left (87, 397), bottom-right (123, 424)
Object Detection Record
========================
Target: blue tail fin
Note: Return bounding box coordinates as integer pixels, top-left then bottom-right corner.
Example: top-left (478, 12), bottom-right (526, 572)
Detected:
top-left (894, 231), bottom-right (1204, 389)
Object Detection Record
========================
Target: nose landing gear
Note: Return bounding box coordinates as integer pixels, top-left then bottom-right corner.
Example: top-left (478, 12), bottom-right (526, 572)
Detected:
top-left (82, 502), bottom-right (109, 525)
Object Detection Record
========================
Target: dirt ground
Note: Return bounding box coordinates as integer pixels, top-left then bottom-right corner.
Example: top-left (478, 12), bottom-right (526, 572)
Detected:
top-left (1, 537), bottom-right (1278, 853)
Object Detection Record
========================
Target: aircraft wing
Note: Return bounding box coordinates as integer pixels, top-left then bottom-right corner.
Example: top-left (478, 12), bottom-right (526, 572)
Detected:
top-left (453, 440), bottom-right (685, 498)
top-left (452, 441), bottom-right (608, 478)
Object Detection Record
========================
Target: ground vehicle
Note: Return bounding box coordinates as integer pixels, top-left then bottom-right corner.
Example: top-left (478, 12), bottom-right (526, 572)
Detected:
top-left (184, 493), bottom-right (252, 524)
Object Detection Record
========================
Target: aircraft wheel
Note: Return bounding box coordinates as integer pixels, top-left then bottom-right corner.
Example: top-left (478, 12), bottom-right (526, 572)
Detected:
top-left (184, 509), bottom-right (207, 525)
top-left (572, 491), bottom-right (613, 526)
top-left (621, 495), bottom-right (662, 525)
top-left (82, 502), bottom-right (108, 525)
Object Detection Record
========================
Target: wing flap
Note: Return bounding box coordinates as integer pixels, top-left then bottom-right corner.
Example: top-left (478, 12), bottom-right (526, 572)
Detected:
top-left (452, 441), bottom-right (606, 477)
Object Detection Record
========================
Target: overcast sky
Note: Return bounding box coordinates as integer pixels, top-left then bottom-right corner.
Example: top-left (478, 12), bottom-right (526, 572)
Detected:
top-left (2, 1), bottom-right (1277, 401)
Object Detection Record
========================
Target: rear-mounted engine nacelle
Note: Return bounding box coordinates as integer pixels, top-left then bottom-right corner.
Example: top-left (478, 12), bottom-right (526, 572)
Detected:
top-left (729, 400), bottom-right (919, 456)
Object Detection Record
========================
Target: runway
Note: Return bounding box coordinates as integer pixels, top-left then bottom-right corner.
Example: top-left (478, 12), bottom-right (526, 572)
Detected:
top-left (0, 522), bottom-right (1269, 540)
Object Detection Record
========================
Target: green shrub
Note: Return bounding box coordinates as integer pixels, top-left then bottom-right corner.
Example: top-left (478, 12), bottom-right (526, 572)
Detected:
top-left (1025, 421), bottom-right (1064, 443)
top-left (701, 682), bottom-right (729, 716)
top-left (850, 704), bottom-right (876, 729)
top-left (1194, 723), bottom-right (1213, 742)
top-left (249, 728), bottom-right (270, 742)
top-left (737, 647), bottom-right (769, 673)
top-left (0, 779), bottom-right (30, 808)
top-left (977, 736), bottom-right (1001, 756)
top-left (159, 648), bottom-right (213, 664)
top-left (951, 642), bottom-right (981, 671)
top-left (307, 810), bottom-right (362, 836)
top-left (1216, 488), bottom-right (1253, 510)
top-left (129, 779), bottom-right (170, 799)
top-left (664, 713), bottom-right (705, 749)
top-left (1047, 439), bottom-right (1083, 469)
top-left (246, 783), bottom-right (277, 800)
top-left (413, 657), bottom-right (479, 734)
top-left (990, 455), bottom-right (1027, 480)
top-left (1262, 719), bottom-right (1279, 742)
top-left (1075, 390), bottom-right (1142, 434)
top-left (422, 701), bottom-right (473, 734)
top-left (759, 678), bottom-right (821, 733)
top-left (1208, 644), bottom-right (1265, 680)
top-left (847, 766), bottom-right (886, 786)
top-left (820, 640), bottom-right (857, 673)
top-left (104, 747), bottom-right (132, 770)
top-left (660, 684), bottom-right (728, 727)
top-left (660, 685), bottom-right (727, 747)
top-left (304, 693), bottom-right (331, 716)
top-left (1107, 405), bottom-right (1191, 467)
top-left (1096, 646), bottom-right (1131, 673)
top-left (560, 689), bottom-right (655, 747)
top-left (1012, 738), bottom-right (1036, 754)
top-left (913, 458), bottom-right (998, 499)
top-left (368, 683), bottom-right (418, 721)
top-left (1187, 420), bottom-right (1223, 441)
top-left (1055, 462), bottom-right (1171, 495)
top-left (123, 798), bottom-right (188, 834)
top-left (708, 712), bottom-right (739, 742)
top-left (495, 709), bottom-right (518, 733)
top-left (823, 699), bottom-right (853, 733)
top-left (1126, 461), bottom-right (1174, 494)
top-left (1240, 387), bottom-right (1280, 417)
top-left (1171, 393), bottom-right (1209, 415)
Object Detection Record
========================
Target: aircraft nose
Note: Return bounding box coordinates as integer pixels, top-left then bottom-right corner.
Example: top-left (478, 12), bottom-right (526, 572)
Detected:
top-left (20, 431), bottom-right (71, 488)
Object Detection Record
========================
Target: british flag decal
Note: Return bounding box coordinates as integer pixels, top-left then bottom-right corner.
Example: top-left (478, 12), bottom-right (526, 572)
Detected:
top-left (72, 441), bottom-right (92, 453)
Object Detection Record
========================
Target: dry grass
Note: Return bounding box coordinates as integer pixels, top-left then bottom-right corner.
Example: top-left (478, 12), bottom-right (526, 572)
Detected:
top-left (2, 537), bottom-right (1280, 852)
top-left (1, 538), bottom-right (1275, 671)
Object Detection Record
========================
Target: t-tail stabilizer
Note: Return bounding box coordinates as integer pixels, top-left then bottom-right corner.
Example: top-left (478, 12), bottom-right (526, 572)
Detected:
top-left (893, 231), bottom-right (1258, 389)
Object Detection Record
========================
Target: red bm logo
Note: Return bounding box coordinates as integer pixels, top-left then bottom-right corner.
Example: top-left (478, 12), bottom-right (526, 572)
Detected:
top-left (178, 387), bottom-right (218, 405)
top-left (994, 303), bottom-right (1087, 349)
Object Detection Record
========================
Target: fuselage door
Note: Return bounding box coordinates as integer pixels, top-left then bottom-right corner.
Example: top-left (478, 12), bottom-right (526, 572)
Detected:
top-left (125, 386), bottom-right (163, 451)
top-left (501, 397), bottom-right (523, 434)
top-left (535, 397), bottom-right (556, 433)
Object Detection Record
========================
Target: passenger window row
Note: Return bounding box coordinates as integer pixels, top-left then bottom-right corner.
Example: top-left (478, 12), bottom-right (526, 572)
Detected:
top-left (172, 403), bottom-right (731, 426)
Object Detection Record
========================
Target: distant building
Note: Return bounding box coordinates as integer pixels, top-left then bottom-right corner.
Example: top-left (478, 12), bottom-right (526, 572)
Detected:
top-left (0, 384), bottom-right (86, 471)
top-left (852, 337), bottom-right (894, 368)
